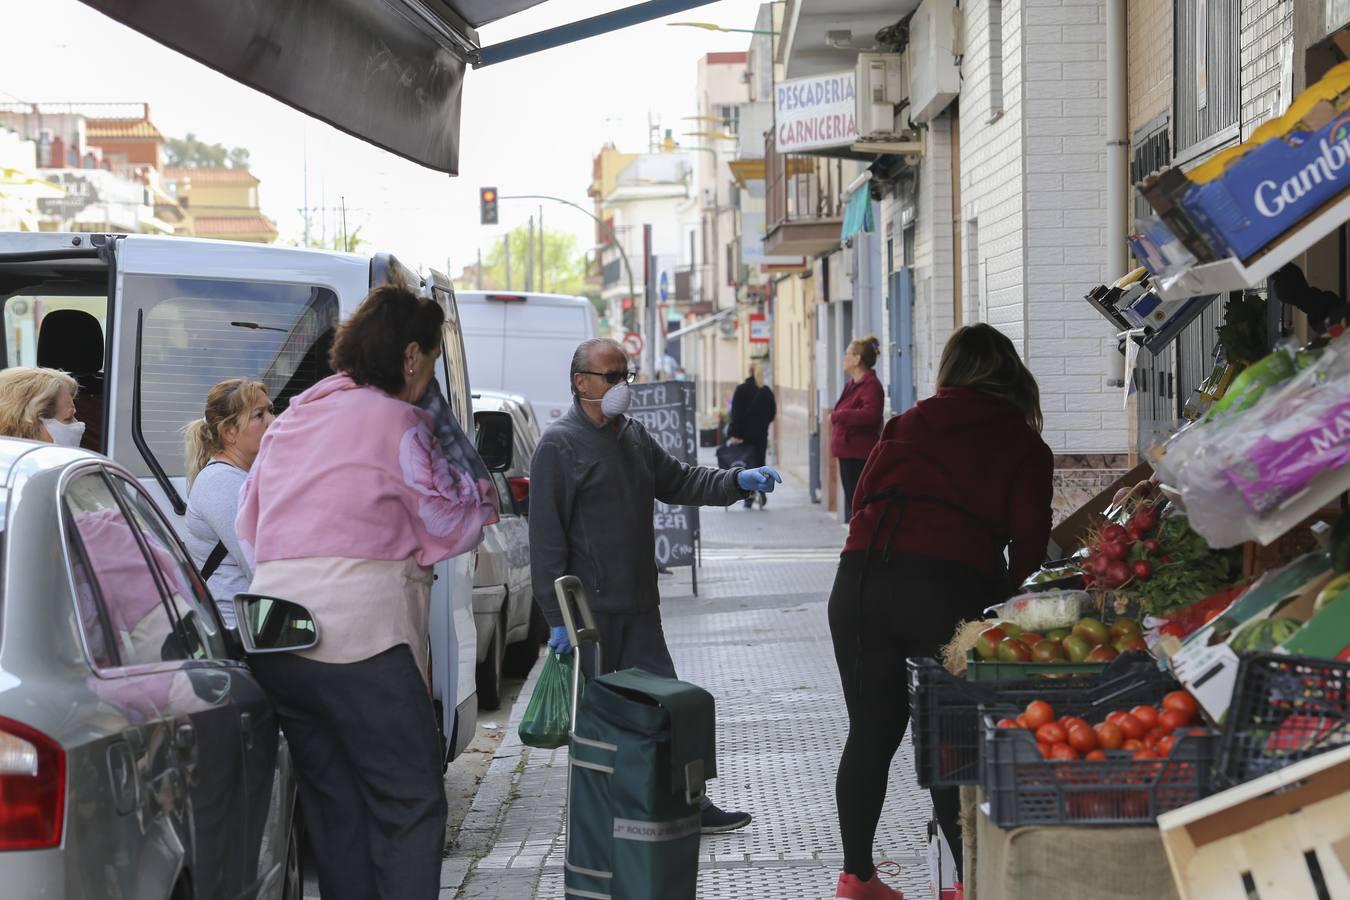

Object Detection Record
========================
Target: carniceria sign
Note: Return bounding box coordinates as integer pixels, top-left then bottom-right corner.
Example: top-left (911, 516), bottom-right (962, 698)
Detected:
top-left (775, 71), bottom-right (858, 153)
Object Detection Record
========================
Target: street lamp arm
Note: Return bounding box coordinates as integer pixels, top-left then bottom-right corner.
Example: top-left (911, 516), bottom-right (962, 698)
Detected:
top-left (496, 193), bottom-right (636, 330)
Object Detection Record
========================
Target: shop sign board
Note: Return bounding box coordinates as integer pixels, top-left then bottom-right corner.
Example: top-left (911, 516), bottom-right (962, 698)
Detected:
top-left (748, 313), bottom-right (771, 343)
top-left (775, 71), bottom-right (859, 153)
top-left (629, 381), bottom-right (699, 569)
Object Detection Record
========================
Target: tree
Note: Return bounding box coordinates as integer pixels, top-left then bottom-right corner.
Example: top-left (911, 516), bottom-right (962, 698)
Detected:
top-left (166, 133), bottom-right (253, 169)
top-left (468, 226), bottom-right (592, 297)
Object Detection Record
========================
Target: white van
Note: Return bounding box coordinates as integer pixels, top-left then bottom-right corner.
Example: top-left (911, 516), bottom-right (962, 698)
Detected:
top-left (0, 231), bottom-right (496, 764)
top-left (456, 291), bottom-right (601, 427)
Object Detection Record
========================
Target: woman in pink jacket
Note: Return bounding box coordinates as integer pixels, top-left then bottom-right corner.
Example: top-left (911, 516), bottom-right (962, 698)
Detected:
top-left (829, 336), bottom-right (885, 520)
top-left (237, 283), bottom-right (498, 900)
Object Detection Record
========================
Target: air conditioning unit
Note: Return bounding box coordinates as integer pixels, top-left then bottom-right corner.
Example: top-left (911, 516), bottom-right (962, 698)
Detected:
top-left (855, 52), bottom-right (906, 138)
top-left (910, 0), bottom-right (961, 124)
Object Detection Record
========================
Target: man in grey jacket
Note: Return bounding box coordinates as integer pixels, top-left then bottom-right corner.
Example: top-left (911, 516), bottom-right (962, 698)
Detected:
top-left (529, 337), bottom-right (781, 833)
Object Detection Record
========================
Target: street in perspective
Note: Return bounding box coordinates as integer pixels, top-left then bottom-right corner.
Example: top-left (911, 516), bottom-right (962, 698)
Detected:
top-left (2, 1), bottom-right (1350, 900)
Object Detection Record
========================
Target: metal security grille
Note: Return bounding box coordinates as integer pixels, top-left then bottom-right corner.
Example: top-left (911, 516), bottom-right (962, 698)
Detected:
top-left (1174, 0), bottom-right (1241, 157)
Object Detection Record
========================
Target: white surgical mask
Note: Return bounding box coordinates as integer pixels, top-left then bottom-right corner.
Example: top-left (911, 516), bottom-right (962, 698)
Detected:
top-left (582, 381), bottom-right (632, 419)
top-left (42, 418), bottom-right (86, 448)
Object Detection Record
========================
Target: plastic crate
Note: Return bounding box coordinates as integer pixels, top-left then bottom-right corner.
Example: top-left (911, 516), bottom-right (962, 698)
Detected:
top-left (1216, 653), bottom-right (1350, 787)
top-left (981, 713), bottom-right (1219, 827)
top-left (963, 649), bottom-right (1110, 682)
top-left (908, 655), bottom-right (1174, 789)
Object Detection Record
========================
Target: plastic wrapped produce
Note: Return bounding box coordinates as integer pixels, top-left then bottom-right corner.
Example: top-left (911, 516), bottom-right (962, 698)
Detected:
top-left (996, 591), bottom-right (1090, 632)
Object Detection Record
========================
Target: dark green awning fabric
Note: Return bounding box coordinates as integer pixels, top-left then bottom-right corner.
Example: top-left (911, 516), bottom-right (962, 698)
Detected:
top-left (842, 187), bottom-right (873, 241)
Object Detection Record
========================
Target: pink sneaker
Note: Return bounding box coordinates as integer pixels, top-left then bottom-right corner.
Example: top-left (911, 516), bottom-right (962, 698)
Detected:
top-left (835, 863), bottom-right (904, 899)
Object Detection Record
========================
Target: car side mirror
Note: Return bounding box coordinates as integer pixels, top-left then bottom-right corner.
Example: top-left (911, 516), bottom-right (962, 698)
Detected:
top-left (232, 593), bottom-right (320, 654)
top-left (474, 410), bottom-right (514, 473)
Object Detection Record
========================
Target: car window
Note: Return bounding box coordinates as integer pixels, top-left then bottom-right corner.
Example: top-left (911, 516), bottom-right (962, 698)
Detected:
top-left (2, 294), bottom-right (107, 368)
top-left (63, 471), bottom-right (195, 668)
top-left (116, 274), bottom-right (338, 477)
top-left (108, 474), bottom-right (227, 662)
top-left (491, 473), bottom-right (516, 517)
top-left (440, 321), bottom-right (471, 428)
top-left (66, 527), bottom-right (117, 669)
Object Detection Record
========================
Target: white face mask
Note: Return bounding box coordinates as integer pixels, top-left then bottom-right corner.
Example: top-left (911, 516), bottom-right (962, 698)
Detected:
top-left (42, 418), bottom-right (86, 448)
top-left (583, 381), bottom-right (632, 419)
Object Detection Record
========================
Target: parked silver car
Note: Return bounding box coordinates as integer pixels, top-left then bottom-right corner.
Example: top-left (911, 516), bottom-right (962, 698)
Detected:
top-left (0, 438), bottom-right (302, 900)
top-left (471, 391), bottom-right (545, 708)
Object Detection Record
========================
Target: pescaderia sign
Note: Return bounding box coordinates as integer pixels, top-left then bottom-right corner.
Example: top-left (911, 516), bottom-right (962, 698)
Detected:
top-left (775, 71), bottom-right (859, 153)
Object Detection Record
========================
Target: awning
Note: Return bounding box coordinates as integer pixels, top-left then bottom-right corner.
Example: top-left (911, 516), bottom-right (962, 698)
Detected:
top-left (78, 0), bottom-right (718, 174)
top-left (841, 186), bottom-right (873, 241)
top-left (665, 307), bottom-right (734, 340)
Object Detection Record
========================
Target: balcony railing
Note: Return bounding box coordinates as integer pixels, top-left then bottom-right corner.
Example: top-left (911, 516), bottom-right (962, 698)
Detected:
top-left (763, 131), bottom-right (846, 257)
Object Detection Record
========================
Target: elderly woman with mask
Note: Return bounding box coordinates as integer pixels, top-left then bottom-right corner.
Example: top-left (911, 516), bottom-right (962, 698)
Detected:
top-left (0, 366), bottom-right (87, 446)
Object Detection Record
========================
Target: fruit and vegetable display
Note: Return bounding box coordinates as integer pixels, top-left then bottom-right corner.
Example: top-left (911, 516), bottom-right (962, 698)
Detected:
top-left (973, 615), bottom-right (1146, 665)
top-left (994, 690), bottom-right (1202, 761)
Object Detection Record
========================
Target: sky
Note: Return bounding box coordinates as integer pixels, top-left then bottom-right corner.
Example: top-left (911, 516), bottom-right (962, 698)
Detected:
top-left (1, 0), bottom-right (765, 276)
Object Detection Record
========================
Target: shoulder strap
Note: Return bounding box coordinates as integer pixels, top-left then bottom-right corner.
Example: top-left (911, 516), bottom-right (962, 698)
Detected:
top-left (200, 541), bottom-right (228, 581)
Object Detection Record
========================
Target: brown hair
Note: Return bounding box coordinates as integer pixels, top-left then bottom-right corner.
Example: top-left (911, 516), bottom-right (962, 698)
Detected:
top-left (184, 379), bottom-right (269, 486)
top-left (0, 367), bottom-right (79, 440)
top-left (850, 335), bottom-right (881, 370)
top-left (936, 324), bottom-right (1043, 432)
top-left (330, 283), bottom-right (445, 395)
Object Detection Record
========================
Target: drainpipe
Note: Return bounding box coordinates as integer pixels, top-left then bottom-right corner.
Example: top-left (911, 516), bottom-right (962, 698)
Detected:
top-left (1105, 0), bottom-right (1127, 282)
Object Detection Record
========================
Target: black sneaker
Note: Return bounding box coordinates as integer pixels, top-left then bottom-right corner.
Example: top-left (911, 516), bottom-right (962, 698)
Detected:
top-left (700, 802), bottom-right (752, 834)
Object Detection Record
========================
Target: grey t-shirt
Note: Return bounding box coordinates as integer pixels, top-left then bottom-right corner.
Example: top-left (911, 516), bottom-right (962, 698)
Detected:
top-left (184, 461), bottom-right (251, 628)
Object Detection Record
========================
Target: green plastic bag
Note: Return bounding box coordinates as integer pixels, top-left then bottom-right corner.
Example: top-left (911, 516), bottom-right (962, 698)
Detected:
top-left (518, 650), bottom-right (579, 749)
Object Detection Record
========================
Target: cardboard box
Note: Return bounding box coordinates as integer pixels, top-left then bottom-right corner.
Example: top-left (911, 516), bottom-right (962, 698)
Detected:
top-left (1165, 553), bottom-right (1332, 721)
top-left (1184, 106), bottom-right (1350, 261)
top-left (1158, 743), bottom-right (1350, 900)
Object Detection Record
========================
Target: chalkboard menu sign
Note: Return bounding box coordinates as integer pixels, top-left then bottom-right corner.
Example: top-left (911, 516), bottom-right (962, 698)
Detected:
top-left (630, 381), bottom-right (700, 571)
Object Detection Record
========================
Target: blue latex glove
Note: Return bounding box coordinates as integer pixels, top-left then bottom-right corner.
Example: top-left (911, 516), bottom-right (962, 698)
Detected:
top-left (548, 625), bottom-right (573, 655)
top-left (737, 466), bottom-right (783, 494)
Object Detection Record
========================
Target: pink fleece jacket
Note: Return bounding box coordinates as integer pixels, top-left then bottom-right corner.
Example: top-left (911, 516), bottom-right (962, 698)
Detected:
top-left (236, 374), bottom-right (498, 568)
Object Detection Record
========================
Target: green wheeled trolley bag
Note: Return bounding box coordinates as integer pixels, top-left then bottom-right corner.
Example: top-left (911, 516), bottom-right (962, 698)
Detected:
top-left (555, 576), bottom-right (715, 900)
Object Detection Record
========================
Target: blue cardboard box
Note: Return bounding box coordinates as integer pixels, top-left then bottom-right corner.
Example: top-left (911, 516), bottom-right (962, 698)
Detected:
top-left (1183, 109), bottom-right (1350, 260)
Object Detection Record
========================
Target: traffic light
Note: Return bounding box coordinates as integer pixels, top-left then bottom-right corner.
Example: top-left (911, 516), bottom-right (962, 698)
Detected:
top-left (479, 187), bottom-right (498, 225)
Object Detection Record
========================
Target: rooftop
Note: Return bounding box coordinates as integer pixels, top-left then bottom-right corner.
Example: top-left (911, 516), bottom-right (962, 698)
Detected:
top-left (190, 214), bottom-right (277, 237)
top-left (164, 167), bottom-right (261, 185)
top-left (85, 118), bottom-right (165, 141)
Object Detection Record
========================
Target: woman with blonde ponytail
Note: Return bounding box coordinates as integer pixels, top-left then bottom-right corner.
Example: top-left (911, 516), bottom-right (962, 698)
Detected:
top-left (183, 378), bottom-right (274, 627)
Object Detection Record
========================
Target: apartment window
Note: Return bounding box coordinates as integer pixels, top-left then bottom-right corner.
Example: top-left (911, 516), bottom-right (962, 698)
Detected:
top-left (988, 0), bottom-right (1005, 121)
top-left (714, 104), bottom-right (740, 136)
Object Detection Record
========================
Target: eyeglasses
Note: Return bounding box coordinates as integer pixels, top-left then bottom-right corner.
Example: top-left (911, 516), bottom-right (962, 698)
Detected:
top-left (579, 369), bottom-right (636, 385)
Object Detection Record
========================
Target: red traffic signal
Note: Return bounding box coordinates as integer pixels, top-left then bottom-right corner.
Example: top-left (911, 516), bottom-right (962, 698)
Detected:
top-left (479, 187), bottom-right (499, 225)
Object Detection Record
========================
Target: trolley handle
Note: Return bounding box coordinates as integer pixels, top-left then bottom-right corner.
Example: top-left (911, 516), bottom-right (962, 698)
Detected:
top-left (553, 575), bottom-right (602, 651)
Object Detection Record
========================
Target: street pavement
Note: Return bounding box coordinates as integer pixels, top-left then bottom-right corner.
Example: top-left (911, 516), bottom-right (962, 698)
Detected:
top-left (440, 457), bottom-right (934, 900)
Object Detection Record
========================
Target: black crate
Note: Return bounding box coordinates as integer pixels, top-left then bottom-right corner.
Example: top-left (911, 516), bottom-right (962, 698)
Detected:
top-left (1217, 653), bottom-right (1350, 787)
top-left (980, 713), bottom-right (1219, 827)
top-left (907, 654), bottom-right (1175, 788)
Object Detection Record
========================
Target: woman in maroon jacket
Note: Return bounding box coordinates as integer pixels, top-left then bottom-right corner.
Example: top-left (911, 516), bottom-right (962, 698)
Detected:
top-left (829, 324), bottom-right (1053, 900)
top-left (830, 336), bottom-right (884, 520)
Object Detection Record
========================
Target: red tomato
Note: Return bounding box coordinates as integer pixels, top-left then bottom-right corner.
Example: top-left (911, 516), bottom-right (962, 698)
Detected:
top-left (1036, 722), bottom-right (1069, 745)
top-left (1050, 743), bottom-right (1080, 761)
top-left (1156, 735), bottom-right (1176, 756)
top-left (1094, 721), bottom-right (1124, 750)
top-left (1159, 709), bottom-right (1190, 733)
top-left (1016, 714), bottom-right (1030, 729)
top-left (1061, 716), bottom-right (1089, 734)
top-left (1085, 749), bottom-right (1107, 761)
top-left (1038, 742), bottom-right (1054, 759)
top-left (1162, 691), bottom-right (1198, 723)
top-left (1132, 748), bottom-right (1158, 760)
top-left (996, 718), bottom-right (1020, 729)
top-left (1146, 726), bottom-right (1173, 748)
top-left (1130, 706), bottom-right (1159, 729)
top-left (1024, 700), bottom-right (1056, 730)
top-left (1116, 713), bottom-right (1147, 741)
top-left (1106, 710), bottom-right (1130, 727)
top-left (1067, 725), bottom-right (1098, 754)
top-left (1121, 739), bottom-right (1144, 752)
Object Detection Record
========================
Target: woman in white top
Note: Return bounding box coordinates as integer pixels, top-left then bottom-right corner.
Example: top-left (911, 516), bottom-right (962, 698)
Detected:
top-left (183, 379), bottom-right (274, 628)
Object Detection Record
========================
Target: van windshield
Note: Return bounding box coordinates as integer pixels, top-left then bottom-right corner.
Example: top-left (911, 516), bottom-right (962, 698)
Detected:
top-left (117, 274), bottom-right (338, 477)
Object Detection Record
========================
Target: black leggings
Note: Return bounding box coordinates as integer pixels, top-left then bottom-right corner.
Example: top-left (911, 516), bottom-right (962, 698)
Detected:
top-left (828, 551), bottom-right (996, 880)
top-left (838, 458), bottom-right (867, 520)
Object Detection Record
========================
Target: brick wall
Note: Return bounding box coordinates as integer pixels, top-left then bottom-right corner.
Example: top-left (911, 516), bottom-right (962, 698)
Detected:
top-left (1240, 0), bottom-right (1296, 140)
top-left (1127, 0), bottom-right (1174, 133)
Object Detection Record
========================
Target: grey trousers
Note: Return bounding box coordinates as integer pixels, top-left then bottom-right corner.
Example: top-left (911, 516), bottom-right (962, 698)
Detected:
top-left (583, 608), bottom-right (677, 679)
